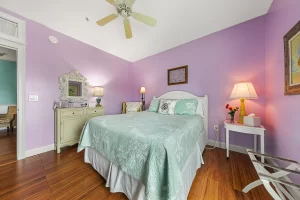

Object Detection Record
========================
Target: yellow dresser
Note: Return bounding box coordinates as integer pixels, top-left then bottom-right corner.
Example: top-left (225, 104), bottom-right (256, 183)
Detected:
top-left (55, 107), bottom-right (105, 153)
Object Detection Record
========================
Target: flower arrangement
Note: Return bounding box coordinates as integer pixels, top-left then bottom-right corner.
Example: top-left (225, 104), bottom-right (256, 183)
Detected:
top-left (225, 104), bottom-right (239, 123)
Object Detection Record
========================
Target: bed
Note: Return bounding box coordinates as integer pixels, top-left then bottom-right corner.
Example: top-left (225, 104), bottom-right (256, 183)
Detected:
top-left (78, 91), bottom-right (208, 200)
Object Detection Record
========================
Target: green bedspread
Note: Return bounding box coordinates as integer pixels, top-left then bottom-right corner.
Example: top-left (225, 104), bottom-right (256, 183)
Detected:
top-left (78, 112), bottom-right (204, 200)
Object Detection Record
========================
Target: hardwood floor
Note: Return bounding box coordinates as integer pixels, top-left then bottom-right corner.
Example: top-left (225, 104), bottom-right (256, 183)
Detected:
top-left (0, 131), bottom-right (16, 166)
top-left (0, 145), bottom-right (272, 200)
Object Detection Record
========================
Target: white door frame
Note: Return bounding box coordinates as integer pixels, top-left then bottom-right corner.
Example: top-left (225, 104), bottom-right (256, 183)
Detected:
top-left (0, 12), bottom-right (26, 160)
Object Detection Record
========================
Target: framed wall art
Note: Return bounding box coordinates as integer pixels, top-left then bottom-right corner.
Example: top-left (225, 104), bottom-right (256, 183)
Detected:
top-left (284, 20), bottom-right (300, 95)
top-left (168, 65), bottom-right (188, 86)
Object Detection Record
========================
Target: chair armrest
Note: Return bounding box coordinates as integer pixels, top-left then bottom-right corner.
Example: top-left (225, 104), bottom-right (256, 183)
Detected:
top-left (0, 114), bottom-right (8, 119)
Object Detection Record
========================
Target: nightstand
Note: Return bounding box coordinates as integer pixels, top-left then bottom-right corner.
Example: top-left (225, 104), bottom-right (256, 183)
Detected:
top-left (224, 120), bottom-right (265, 162)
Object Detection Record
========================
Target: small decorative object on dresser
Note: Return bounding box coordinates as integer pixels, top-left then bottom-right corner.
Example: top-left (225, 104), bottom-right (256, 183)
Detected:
top-left (55, 107), bottom-right (105, 153)
top-left (225, 104), bottom-right (239, 123)
top-left (284, 20), bottom-right (300, 95)
top-left (93, 86), bottom-right (104, 107)
top-left (140, 87), bottom-right (146, 111)
top-left (168, 65), bottom-right (188, 85)
top-left (229, 82), bottom-right (258, 124)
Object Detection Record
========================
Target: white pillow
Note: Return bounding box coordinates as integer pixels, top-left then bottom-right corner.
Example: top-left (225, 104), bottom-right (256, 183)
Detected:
top-left (126, 102), bottom-right (142, 113)
top-left (158, 99), bottom-right (177, 115)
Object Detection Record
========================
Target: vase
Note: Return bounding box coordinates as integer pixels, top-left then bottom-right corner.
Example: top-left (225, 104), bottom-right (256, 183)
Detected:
top-left (230, 114), bottom-right (235, 123)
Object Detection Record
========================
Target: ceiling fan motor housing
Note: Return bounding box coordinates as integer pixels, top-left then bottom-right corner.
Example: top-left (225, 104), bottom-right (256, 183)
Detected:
top-left (117, 4), bottom-right (132, 18)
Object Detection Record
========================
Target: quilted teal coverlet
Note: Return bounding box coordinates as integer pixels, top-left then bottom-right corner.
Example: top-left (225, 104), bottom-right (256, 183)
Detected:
top-left (78, 112), bottom-right (204, 200)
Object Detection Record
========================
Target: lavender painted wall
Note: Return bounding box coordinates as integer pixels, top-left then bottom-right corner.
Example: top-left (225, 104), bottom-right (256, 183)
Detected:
top-left (265, 0), bottom-right (300, 161)
top-left (0, 8), bottom-right (134, 151)
top-left (132, 17), bottom-right (267, 148)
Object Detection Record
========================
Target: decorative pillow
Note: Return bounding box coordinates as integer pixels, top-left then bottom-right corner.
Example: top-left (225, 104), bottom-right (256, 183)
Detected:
top-left (126, 102), bottom-right (142, 113)
top-left (148, 98), bottom-right (160, 112)
top-left (174, 99), bottom-right (198, 116)
top-left (158, 99), bottom-right (177, 115)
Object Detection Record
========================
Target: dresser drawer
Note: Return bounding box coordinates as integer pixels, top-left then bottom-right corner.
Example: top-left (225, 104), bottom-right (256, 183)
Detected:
top-left (61, 109), bottom-right (85, 118)
top-left (86, 108), bottom-right (104, 116)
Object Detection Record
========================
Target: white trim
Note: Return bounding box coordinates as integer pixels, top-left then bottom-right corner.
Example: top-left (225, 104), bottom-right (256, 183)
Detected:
top-left (25, 144), bottom-right (55, 158)
top-left (0, 12), bottom-right (26, 160)
top-left (0, 11), bottom-right (26, 45)
top-left (266, 158), bottom-right (300, 199)
top-left (0, 40), bottom-right (26, 160)
top-left (207, 140), bottom-right (248, 154)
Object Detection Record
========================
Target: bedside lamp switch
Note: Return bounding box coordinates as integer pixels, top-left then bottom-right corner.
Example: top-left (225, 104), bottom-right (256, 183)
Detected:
top-left (29, 95), bottom-right (39, 102)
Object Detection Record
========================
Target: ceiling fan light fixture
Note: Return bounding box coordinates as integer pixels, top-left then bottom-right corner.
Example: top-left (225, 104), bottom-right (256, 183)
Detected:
top-left (98, 0), bottom-right (157, 39)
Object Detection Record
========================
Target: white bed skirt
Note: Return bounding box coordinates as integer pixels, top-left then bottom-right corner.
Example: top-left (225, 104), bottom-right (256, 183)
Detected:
top-left (84, 136), bottom-right (205, 200)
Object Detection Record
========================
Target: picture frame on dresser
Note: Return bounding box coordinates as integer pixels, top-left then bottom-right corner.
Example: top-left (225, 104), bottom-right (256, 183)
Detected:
top-left (168, 65), bottom-right (188, 86)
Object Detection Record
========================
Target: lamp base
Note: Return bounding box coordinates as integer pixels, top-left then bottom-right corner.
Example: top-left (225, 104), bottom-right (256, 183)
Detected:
top-left (96, 97), bottom-right (102, 107)
top-left (238, 98), bottom-right (246, 124)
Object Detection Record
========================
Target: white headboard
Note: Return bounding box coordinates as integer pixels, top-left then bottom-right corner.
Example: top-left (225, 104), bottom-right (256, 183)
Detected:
top-left (158, 91), bottom-right (208, 144)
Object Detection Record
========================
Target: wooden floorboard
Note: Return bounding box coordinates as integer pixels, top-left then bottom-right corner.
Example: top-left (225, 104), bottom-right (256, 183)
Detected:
top-left (0, 133), bottom-right (16, 166)
top-left (0, 143), bottom-right (272, 199)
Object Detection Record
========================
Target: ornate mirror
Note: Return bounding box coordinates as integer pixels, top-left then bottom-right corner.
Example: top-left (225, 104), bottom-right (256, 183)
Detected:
top-left (59, 71), bottom-right (88, 102)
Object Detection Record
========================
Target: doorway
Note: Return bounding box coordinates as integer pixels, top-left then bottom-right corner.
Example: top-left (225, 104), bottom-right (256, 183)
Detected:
top-left (0, 46), bottom-right (17, 165)
top-left (0, 11), bottom-right (26, 161)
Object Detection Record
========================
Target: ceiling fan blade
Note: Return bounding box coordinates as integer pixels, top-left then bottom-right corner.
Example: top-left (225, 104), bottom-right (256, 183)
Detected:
top-left (106, 0), bottom-right (115, 6)
top-left (123, 18), bottom-right (133, 39)
top-left (126, 0), bottom-right (136, 7)
top-left (131, 12), bottom-right (157, 27)
top-left (96, 14), bottom-right (119, 26)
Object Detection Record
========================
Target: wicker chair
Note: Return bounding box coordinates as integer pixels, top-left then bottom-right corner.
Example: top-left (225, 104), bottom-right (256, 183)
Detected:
top-left (122, 102), bottom-right (142, 114)
top-left (0, 106), bottom-right (17, 134)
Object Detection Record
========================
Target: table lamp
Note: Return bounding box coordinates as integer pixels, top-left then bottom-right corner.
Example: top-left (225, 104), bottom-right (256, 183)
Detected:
top-left (140, 87), bottom-right (146, 111)
top-left (229, 82), bottom-right (258, 124)
top-left (93, 86), bottom-right (104, 107)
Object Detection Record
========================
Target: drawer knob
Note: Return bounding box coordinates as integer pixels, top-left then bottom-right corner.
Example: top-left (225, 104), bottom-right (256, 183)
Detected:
top-left (73, 112), bottom-right (75, 114)
top-left (95, 111), bottom-right (96, 113)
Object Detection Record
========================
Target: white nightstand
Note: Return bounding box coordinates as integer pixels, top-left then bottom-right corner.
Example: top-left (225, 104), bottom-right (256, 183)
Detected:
top-left (224, 120), bottom-right (265, 162)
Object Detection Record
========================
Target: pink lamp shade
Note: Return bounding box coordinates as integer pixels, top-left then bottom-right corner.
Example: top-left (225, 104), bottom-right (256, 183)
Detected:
top-left (229, 82), bottom-right (258, 99)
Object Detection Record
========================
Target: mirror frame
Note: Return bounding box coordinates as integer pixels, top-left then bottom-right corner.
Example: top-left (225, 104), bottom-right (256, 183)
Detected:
top-left (59, 70), bottom-right (88, 102)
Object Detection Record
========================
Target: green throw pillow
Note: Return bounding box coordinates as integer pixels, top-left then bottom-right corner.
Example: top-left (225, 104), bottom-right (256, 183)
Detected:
top-left (175, 99), bottom-right (198, 116)
top-left (148, 98), bottom-right (160, 112)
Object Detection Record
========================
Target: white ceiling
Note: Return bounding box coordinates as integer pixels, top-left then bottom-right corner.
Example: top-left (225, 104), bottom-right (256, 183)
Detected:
top-left (0, 0), bottom-right (272, 62)
top-left (0, 46), bottom-right (16, 62)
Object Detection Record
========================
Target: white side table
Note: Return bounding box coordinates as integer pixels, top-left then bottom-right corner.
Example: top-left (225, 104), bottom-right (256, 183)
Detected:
top-left (224, 120), bottom-right (265, 162)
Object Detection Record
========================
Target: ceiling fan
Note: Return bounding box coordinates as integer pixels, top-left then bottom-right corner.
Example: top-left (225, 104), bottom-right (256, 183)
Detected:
top-left (96, 0), bottom-right (157, 39)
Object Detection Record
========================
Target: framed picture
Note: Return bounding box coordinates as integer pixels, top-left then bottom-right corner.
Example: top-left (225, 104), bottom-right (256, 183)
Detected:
top-left (168, 65), bottom-right (188, 86)
top-left (284, 21), bottom-right (300, 95)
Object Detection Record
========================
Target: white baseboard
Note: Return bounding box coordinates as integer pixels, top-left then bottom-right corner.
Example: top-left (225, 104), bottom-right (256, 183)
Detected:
top-left (208, 140), bottom-right (249, 154)
top-left (25, 144), bottom-right (55, 158)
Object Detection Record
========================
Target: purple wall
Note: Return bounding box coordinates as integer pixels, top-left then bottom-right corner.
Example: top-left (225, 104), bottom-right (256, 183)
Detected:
top-left (265, 0), bottom-right (300, 161)
top-left (132, 17), bottom-right (267, 148)
top-left (0, 8), bottom-right (134, 151)
top-left (3, 1), bottom-right (299, 157)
